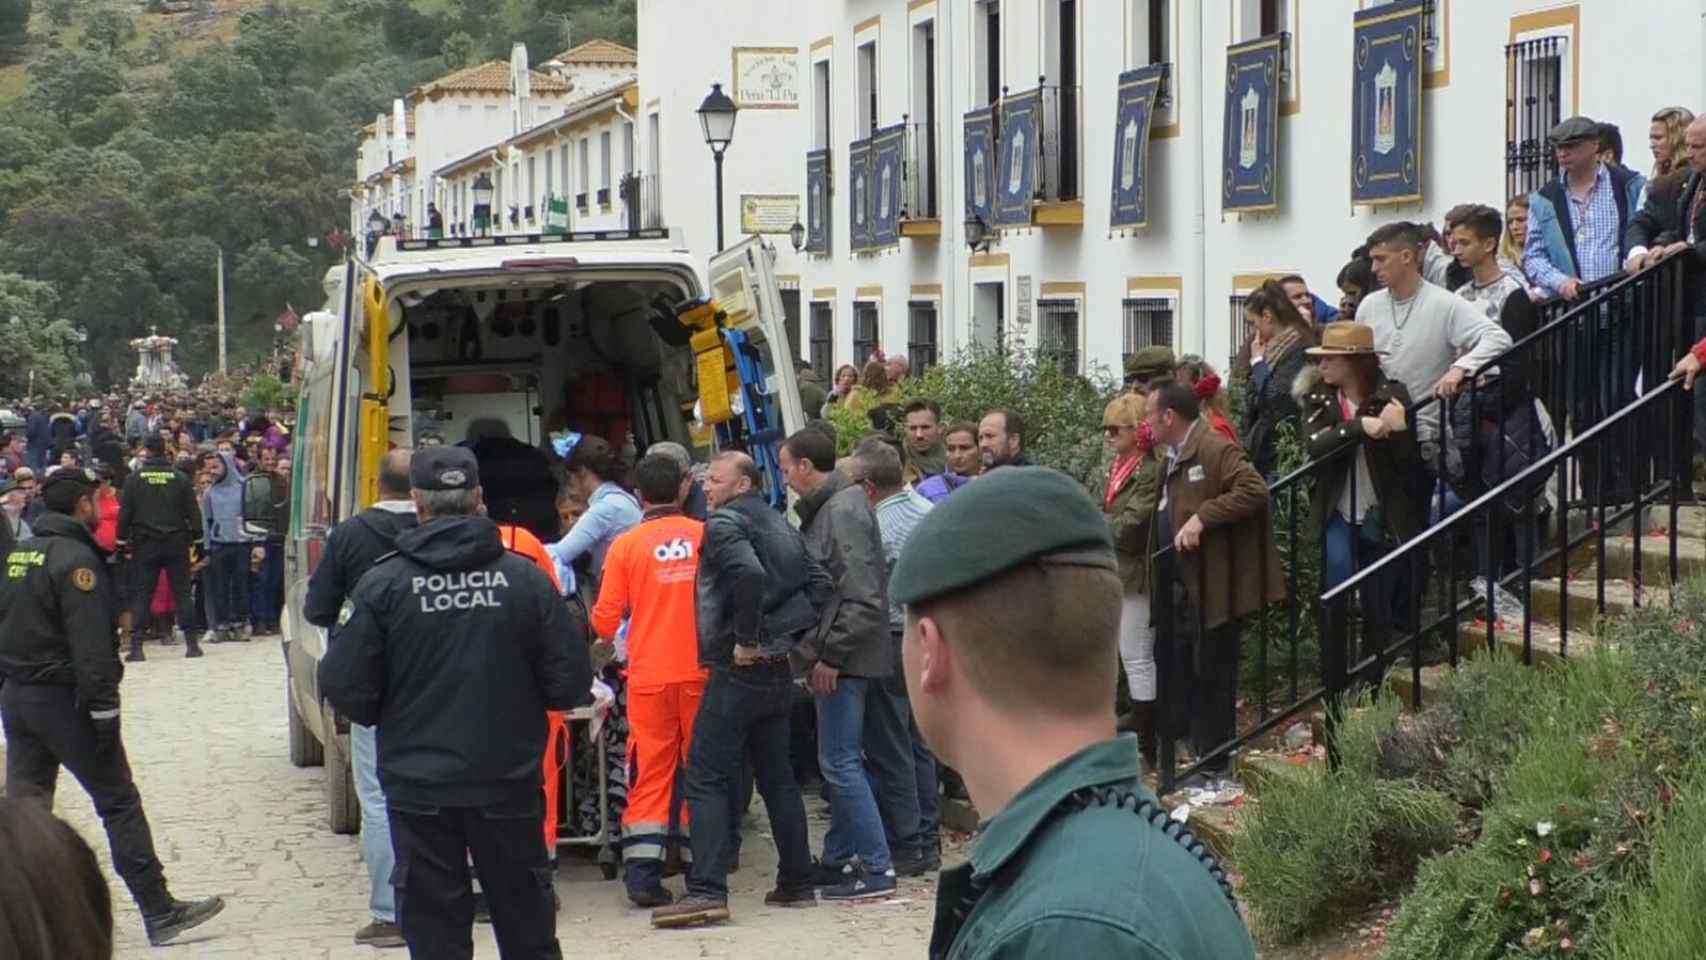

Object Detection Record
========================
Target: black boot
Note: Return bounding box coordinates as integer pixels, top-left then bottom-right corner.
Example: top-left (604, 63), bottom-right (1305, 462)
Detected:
top-left (184, 636), bottom-right (204, 659)
top-left (144, 896), bottom-right (226, 946)
top-left (125, 638), bottom-right (145, 663)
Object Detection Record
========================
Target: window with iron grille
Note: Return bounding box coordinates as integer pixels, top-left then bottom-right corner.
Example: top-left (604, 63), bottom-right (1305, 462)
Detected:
top-left (853, 302), bottom-right (880, 368)
top-left (1230, 293), bottom-right (1253, 368)
top-left (1122, 297), bottom-right (1174, 367)
top-left (1037, 298), bottom-right (1080, 374)
top-left (907, 301), bottom-right (939, 372)
top-left (1505, 37), bottom-right (1564, 200)
top-left (810, 302), bottom-right (834, 380)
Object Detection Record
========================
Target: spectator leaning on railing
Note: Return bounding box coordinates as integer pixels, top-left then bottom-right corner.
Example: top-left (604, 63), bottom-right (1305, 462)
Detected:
top-left (1524, 115), bottom-right (1646, 302)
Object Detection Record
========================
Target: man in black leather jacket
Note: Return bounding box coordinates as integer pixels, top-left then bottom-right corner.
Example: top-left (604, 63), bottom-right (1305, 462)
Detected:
top-left (653, 452), bottom-right (828, 929)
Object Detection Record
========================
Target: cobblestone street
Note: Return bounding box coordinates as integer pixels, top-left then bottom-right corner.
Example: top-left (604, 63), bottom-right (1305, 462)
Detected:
top-left (9, 639), bottom-right (937, 958)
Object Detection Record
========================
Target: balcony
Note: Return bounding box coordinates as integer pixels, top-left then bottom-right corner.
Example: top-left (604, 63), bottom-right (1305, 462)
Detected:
top-left (899, 120), bottom-right (940, 239)
top-left (622, 173), bottom-right (663, 231)
top-left (1035, 83), bottom-right (1083, 226)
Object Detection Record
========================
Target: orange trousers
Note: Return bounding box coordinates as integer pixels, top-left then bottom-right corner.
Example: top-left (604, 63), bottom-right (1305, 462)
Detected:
top-left (542, 711), bottom-right (567, 853)
top-left (621, 680), bottom-right (705, 863)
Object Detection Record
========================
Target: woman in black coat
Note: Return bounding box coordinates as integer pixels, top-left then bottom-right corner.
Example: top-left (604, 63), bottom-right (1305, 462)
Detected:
top-left (1241, 279), bottom-right (1318, 479)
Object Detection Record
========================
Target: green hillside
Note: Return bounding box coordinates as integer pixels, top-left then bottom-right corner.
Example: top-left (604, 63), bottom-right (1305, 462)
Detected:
top-left (0, 0), bottom-right (634, 395)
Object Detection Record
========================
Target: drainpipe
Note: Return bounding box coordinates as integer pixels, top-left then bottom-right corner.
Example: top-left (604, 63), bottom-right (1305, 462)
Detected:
top-left (1185, 0), bottom-right (1207, 354)
top-left (943, 0), bottom-right (957, 352)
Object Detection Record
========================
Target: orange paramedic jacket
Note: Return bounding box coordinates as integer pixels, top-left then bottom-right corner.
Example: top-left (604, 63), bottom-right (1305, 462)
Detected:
top-left (589, 507), bottom-right (707, 687)
top-left (497, 523), bottom-right (562, 591)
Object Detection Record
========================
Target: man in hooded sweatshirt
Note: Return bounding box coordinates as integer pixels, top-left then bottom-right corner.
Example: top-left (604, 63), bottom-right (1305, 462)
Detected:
top-left (319, 447), bottom-right (594, 960)
top-left (199, 450), bottom-right (251, 646)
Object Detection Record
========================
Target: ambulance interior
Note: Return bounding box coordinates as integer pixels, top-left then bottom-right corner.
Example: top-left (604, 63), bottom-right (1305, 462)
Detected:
top-left (377, 273), bottom-right (717, 544)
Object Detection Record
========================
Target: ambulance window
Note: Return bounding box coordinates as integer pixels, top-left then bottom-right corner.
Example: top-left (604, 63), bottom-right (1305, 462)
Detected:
top-left (296, 363), bottom-right (336, 537)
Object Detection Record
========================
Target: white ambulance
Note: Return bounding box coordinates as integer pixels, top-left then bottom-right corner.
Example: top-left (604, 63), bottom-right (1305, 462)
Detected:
top-left (247, 230), bottom-right (802, 833)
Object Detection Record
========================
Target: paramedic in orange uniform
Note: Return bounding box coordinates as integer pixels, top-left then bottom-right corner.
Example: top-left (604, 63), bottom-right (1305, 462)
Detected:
top-left (588, 452), bottom-right (706, 907)
top-left (496, 522), bottom-right (571, 862)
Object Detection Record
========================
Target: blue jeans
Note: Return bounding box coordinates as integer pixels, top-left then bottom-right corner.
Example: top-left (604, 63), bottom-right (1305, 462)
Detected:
top-left (249, 541), bottom-right (283, 629)
top-left (874, 635), bottom-right (938, 857)
top-left (350, 724), bottom-right (397, 923)
top-left (1322, 512), bottom-right (1412, 657)
top-left (815, 676), bottom-right (893, 872)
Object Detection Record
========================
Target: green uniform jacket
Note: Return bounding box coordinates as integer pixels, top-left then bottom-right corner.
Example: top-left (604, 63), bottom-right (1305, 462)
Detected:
top-left (1104, 454), bottom-right (1161, 594)
top-left (930, 737), bottom-right (1256, 960)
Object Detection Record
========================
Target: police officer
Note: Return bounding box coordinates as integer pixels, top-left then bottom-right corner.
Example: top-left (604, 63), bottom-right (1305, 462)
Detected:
top-left (889, 467), bottom-right (1255, 959)
top-left (0, 467), bottom-right (227, 947)
top-left (116, 434), bottom-right (202, 661)
top-left (319, 447), bottom-right (593, 960)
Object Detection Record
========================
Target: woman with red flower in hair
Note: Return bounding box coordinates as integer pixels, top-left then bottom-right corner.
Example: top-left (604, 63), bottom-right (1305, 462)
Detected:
top-left (1173, 356), bottom-right (1241, 449)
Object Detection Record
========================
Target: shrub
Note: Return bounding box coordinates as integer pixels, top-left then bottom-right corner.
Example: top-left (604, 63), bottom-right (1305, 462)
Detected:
top-left (241, 372), bottom-right (290, 413)
top-left (1235, 693), bottom-right (1455, 943)
top-left (890, 346), bottom-right (1118, 488)
top-left (1598, 760), bottom-right (1706, 960)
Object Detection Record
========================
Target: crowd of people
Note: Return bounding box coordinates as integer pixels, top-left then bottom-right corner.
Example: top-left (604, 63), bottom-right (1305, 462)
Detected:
top-left (1, 388), bottom-right (296, 659)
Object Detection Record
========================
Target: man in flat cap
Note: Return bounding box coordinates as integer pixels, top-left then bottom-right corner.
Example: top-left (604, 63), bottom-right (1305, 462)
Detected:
top-left (1124, 345), bottom-right (1176, 392)
top-left (1526, 114), bottom-right (1647, 503)
top-left (891, 466), bottom-right (1255, 959)
top-left (0, 467), bottom-right (227, 946)
top-left (320, 446), bottom-right (594, 960)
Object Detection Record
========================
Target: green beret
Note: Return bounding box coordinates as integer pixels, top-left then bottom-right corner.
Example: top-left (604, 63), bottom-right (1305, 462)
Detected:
top-left (1124, 345), bottom-right (1176, 380)
top-left (890, 467), bottom-right (1115, 608)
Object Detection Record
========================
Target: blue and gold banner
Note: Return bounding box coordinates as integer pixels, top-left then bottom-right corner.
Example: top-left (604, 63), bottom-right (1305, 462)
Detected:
top-left (963, 107), bottom-right (997, 227)
top-left (995, 88), bottom-right (1041, 227)
top-left (805, 148), bottom-right (831, 254)
top-left (1352, 1), bottom-right (1424, 206)
top-left (1111, 65), bottom-right (1166, 230)
top-left (848, 136), bottom-right (873, 252)
top-left (1221, 36), bottom-right (1282, 214)
top-left (871, 124), bottom-right (905, 247)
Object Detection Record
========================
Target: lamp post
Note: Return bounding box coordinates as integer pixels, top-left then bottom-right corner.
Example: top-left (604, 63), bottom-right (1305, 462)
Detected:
top-left (472, 172), bottom-right (495, 237)
top-left (789, 218), bottom-right (806, 254)
top-left (697, 82), bottom-right (738, 251)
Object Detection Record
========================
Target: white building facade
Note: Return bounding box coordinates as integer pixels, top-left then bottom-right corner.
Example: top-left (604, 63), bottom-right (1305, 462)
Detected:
top-left (351, 42), bottom-right (643, 240)
top-left (639, 0), bottom-right (1706, 379)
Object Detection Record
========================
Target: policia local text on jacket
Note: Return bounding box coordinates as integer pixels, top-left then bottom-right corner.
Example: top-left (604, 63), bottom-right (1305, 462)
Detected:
top-left (0, 472), bottom-right (225, 946)
top-left (116, 447), bottom-right (202, 657)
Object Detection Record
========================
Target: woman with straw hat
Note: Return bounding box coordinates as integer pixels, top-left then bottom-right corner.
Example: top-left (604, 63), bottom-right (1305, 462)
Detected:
top-left (1295, 323), bottom-right (1425, 637)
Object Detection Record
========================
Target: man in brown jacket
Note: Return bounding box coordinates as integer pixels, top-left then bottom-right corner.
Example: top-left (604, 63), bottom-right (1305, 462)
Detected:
top-left (1146, 382), bottom-right (1285, 786)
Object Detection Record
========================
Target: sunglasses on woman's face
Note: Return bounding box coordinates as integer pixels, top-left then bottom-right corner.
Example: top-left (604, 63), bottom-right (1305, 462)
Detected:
top-left (1102, 425), bottom-right (1125, 436)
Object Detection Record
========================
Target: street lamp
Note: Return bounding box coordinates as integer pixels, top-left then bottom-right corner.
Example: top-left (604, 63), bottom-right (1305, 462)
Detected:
top-left (964, 211), bottom-right (991, 253)
top-left (789, 218), bottom-right (806, 254)
top-left (367, 208), bottom-right (387, 235)
top-left (697, 82), bottom-right (738, 251)
top-left (472, 172), bottom-right (495, 237)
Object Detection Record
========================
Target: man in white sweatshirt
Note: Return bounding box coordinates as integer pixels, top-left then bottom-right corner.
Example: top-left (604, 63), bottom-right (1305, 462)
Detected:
top-left (1358, 220), bottom-right (1515, 456)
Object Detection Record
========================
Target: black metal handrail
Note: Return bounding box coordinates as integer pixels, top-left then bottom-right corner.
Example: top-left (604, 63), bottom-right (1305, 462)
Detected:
top-left (1145, 259), bottom-right (1682, 794)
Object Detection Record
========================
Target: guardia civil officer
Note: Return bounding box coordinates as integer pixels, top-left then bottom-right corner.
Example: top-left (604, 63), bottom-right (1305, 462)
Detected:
top-left (0, 467), bottom-right (227, 946)
top-left (318, 447), bottom-right (593, 960)
top-left (116, 434), bottom-right (202, 661)
top-left (890, 467), bottom-right (1256, 959)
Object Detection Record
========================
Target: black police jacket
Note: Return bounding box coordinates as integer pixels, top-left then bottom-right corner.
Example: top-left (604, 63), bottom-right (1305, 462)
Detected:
top-left (0, 513), bottom-right (122, 717)
top-left (117, 457), bottom-right (202, 543)
top-left (302, 503), bottom-right (419, 630)
top-left (318, 514), bottom-right (594, 809)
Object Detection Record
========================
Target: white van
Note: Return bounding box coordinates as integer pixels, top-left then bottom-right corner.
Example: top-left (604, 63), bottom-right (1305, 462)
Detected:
top-left (251, 230), bottom-right (802, 832)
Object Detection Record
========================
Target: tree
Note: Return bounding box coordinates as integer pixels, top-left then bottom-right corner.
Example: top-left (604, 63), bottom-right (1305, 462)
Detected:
top-left (440, 30), bottom-right (477, 69)
top-left (68, 93), bottom-right (137, 147)
top-left (147, 49), bottom-right (272, 141)
top-left (0, 273), bottom-right (86, 398)
top-left (82, 6), bottom-right (137, 57)
top-left (44, 0), bottom-right (70, 27)
top-left (29, 48), bottom-right (125, 125)
top-left (234, 2), bottom-right (304, 89)
top-left (0, 0), bottom-right (30, 54)
top-left (228, 241), bottom-right (320, 362)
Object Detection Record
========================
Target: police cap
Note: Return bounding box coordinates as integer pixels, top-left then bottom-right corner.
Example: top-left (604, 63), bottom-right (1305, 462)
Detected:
top-left (411, 446), bottom-right (479, 491)
top-left (889, 466), bottom-right (1114, 609)
top-left (40, 466), bottom-right (99, 512)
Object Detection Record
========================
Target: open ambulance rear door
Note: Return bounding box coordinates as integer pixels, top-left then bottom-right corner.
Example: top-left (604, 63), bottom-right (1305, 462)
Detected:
top-left (708, 237), bottom-right (805, 438)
